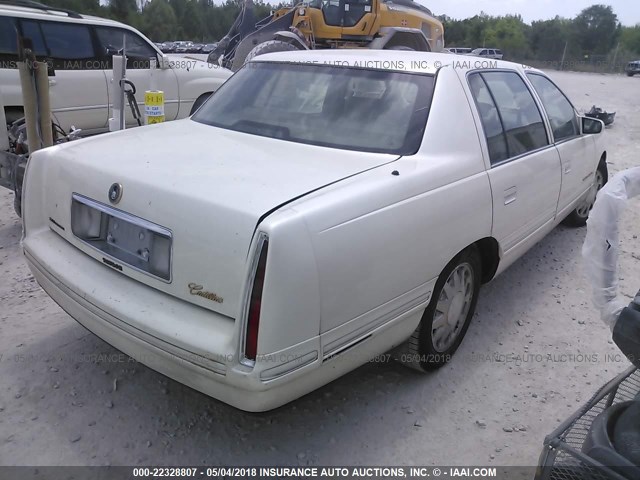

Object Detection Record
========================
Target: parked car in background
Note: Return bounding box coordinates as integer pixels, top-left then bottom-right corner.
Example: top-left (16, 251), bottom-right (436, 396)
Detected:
top-left (22, 50), bottom-right (608, 411)
top-left (160, 41), bottom-right (176, 53)
top-left (626, 60), bottom-right (640, 76)
top-left (445, 47), bottom-right (472, 54)
top-left (201, 43), bottom-right (218, 53)
top-left (0, 2), bottom-right (232, 133)
top-left (173, 41), bottom-right (194, 53)
top-left (470, 48), bottom-right (504, 59)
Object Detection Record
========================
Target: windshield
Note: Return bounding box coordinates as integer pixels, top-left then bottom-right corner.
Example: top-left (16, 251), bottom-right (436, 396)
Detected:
top-left (192, 62), bottom-right (435, 155)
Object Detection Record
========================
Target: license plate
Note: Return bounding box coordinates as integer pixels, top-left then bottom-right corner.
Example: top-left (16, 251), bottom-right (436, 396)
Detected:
top-left (71, 194), bottom-right (172, 282)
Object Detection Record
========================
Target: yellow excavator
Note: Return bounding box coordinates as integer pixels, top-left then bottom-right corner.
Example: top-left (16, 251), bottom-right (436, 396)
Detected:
top-left (207, 0), bottom-right (444, 71)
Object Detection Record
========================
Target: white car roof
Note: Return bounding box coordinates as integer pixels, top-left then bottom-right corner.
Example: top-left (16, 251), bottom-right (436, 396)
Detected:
top-left (252, 49), bottom-right (541, 76)
top-left (0, 3), bottom-right (132, 28)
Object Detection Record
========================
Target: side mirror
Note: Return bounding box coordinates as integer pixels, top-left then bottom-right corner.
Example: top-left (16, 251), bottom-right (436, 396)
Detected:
top-left (157, 54), bottom-right (170, 69)
top-left (582, 116), bottom-right (604, 134)
top-left (105, 45), bottom-right (121, 57)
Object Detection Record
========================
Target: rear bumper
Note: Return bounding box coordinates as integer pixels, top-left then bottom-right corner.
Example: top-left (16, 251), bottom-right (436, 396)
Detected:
top-left (23, 229), bottom-right (417, 411)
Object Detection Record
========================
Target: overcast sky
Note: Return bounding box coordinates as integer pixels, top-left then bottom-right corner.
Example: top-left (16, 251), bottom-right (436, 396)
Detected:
top-left (421, 0), bottom-right (640, 26)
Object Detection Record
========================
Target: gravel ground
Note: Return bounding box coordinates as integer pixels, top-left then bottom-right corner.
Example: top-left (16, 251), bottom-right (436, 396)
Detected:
top-left (0, 70), bottom-right (639, 467)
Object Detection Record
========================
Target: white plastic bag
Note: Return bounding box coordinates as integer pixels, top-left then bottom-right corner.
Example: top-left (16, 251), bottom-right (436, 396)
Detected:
top-left (582, 166), bottom-right (640, 329)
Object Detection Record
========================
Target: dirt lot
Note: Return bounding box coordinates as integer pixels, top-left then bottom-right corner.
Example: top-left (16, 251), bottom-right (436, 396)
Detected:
top-left (0, 70), bottom-right (639, 468)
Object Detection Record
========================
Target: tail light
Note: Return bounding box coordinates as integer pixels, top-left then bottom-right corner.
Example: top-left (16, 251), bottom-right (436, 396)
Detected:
top-left (244, 237), bottom-right (268, 362)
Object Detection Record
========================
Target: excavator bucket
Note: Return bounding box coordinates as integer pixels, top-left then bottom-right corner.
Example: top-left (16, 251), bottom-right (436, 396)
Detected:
top-left (206, 0), bottom-right (257, 67)
top-left (229, 9), bottom-right (296, 71)
top-left (207, 0), bottom-right (296, 71)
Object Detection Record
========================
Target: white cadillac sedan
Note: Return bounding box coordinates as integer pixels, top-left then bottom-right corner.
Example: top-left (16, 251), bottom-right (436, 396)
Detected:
top-left (21, 50), bottom-right (608, 411)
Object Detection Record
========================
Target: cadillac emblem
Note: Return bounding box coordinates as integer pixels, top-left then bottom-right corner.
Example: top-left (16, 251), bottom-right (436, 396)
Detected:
top-left (108, 183), bottom-right (123, 204)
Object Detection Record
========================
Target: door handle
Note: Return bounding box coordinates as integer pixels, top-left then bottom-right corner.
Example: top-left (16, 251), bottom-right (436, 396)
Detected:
top-left (504, 186), bottom-right (517, 205)
top-left (48, 79), bottom-right (57, 86)
top-left (564, 159), bottom-right (571, 174)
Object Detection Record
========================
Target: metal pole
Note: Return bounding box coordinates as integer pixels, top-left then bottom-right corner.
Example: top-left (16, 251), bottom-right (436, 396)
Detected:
top-left (560, 41), bottom-right (568, 71)
top-left (611, 41), bottom-right (620, 73)
top-left (35, 61), bottom-right (53, 148)
top-left (119, 33), bottom-right (126, 129)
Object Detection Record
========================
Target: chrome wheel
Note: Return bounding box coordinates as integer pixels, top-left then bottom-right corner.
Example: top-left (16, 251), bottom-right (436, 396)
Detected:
top-left (432, 263), bottom-right (474, 353)
top-left (576, 168), bottom-right (605, 219)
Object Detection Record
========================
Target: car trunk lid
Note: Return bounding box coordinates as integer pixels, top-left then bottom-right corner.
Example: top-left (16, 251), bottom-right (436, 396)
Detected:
top-left (43, 119), bottom-right (398, 318)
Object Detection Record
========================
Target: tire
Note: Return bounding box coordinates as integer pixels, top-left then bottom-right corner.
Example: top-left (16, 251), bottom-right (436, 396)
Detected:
top-left (627, 72), bottom-right (635, 77)
top-left (397, 246), bottom-right (482, 372)
top-left (244, 40), bottom-right (299, 65)
top-left (189, 92), bottom-right (212, 116)
top-left (387, 46), bottom-right (415, 51)
top-left (562, 159), bottom-right (608, 227)
top-left (13, 163), bottom-right (25, 218)
top-left (13, 191), bottom-right (21, 218)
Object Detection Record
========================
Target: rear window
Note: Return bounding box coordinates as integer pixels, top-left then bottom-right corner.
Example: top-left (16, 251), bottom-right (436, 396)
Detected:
top-left (192, 62), bottom-right (435, 155)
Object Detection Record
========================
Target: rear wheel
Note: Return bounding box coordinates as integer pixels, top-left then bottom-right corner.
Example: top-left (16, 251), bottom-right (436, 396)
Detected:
top-left (397, 247), bottom-right (482, 371)
top-left (13, 192), bottom-right (21, 218)
top-left (13, 162), bottom-right (25, 218)
top-left (244, 40), bottom-right (299, 64)
top-left (563, 160), bottom-right (608, 227)
top-left (387, 46), bottom-right (415, 51)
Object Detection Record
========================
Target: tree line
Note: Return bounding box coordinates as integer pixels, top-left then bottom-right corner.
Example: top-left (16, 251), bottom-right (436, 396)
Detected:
top-left (40, 0), bottom-right (640, 70)
top-left (40, 0), bottom-right (277, 43)
top-left (441, 5), bottom-right (640, 71)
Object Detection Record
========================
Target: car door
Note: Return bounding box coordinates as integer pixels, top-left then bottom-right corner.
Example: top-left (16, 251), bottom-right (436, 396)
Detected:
top-left (467, 71), bottom-right (561, 260)
top-left (526, 72), bottom-right (595, 219)
top-left (20, 18), bottom-right (109, 133)
top-left (94, 27), bottom-right (179, 126)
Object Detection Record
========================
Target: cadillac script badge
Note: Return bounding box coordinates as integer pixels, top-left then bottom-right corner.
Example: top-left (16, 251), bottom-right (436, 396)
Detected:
top-left (188, 283), bottom-right (224, 304)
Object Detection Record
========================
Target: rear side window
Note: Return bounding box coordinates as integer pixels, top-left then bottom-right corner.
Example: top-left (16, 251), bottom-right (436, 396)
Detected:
top-left (40, 22), bottom-right (93, 59)
top-left (0, 16), bottom-right (18, 55)
top-left (527, 73), bottom-right (579, 141)
top-left (21, 20), bottom-right (48, 56)
top-left (469, 71), bottom-right (548, 164)
top-left (468, 74), bottom-right (508, 163)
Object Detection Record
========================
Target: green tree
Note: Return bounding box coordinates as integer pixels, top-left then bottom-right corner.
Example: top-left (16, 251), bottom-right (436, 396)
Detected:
top-left (484, 15), bottom-right (530, 58)
top-left (529, 17), bottom-right (572, 60)
top-left (620, 25), bottom-right (640, 54)
top-left (142, 0), bottom-right (179, 41)
top-left (571, 4), bottom-right (620, 55)
top-left (109, 0), bottom-right (139, 23)
top-left (180, 0), bottom-right (204, 41)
